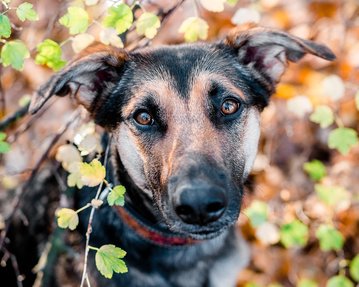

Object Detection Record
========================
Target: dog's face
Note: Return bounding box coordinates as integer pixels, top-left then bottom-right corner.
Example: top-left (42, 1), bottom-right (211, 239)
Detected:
top-left (30, 25), bottom-right (334, 239)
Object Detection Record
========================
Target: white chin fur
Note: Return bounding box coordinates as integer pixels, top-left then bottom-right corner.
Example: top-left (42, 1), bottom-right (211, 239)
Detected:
top-left (242, 109), bottom-right (260, 178)
top-left (114, 124), bottom-right (153, 198)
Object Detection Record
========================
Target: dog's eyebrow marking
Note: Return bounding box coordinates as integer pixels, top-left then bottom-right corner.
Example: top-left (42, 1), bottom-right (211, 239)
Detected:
top-left (121, 77), bottom-right (176, 117)
top-left (192, 72), bottom-right (247, 101)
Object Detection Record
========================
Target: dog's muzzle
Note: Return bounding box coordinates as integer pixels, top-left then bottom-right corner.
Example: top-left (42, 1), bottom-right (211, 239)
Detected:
top-left (164, 154), bottom-right (242, 238)
top-left (172, 180), bottom-right (227, 225)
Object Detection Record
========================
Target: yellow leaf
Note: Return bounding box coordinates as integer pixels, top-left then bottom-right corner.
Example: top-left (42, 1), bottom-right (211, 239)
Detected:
top-left (322, 75), bottom-right (345, 102)
top-left (67, 162), bottom-right (84, 189)
top-left (79, 159), bottom-right (106, 187)
top-left (199, 0), bottom-right (226, 12)
top-left (56, 144), bottom-right (82, 171)
top-left (74, 122), bottom-right (96, 145)
top-left (100, 28), bottom-right (124, 48)
top-left (255, 222), bottom-right (280, 245)
top-left (231, 7), bottom-right (261, 25)
top-left (85, 0), bottom-right (99, 5)
top-left (286, 95), bottom-right (313, 118)
top-left (136, 12), bottom-right (160, 39)
top-left (78, 134), bottom-right (102, 156)
top-left (71, 33), bottom-right (95, 53)
top-left (56, 208), bottom-right (79, 230)
top-left (178, 17), bottom-right (208, 43)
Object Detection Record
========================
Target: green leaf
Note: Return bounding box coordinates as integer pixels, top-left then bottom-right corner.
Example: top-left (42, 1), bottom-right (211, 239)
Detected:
top-left (0, 15), bottom-right (11, 38)
top-left (227, 0), bottom-right (239, 5)
top-left (95, 244), bottom-right (127, 279)
top-left (16, 2), bottom-right (39, 22)
top-left (244, 283), bottom-right (261, 287)
top-left (303, 160), bottom-right (326, 181)
top-left (56, 208), bottom-right (79, 230)
top-left (309, 105), bottom-right (334, 128)
top-left (326, 275), bottom-right (353, 287)
top-left (35, 39), bottom-right (66, 71)
top-left (355, 91), bottom-right (359, 111)
top-left (102, 3), bottom-right (133, 34)
top-left (315, 184), bottom-right (350, 207)
top-left (244, 200), bottom-right (268, 227)
top-left (107, 185), bottom-right (126, 206)
top-left (0, 132), bottom-right (10, 153)
top-left (315, 224), bottom-right (344, 251)
top-left (328, 127), bottom-right (358, 155)
top-left (178, 17), bottom-right (209, 42)
top-left (297, 279), bottom-right (318, 287)
top-left (349, 255), bottom-right (359, 282)
top-left (79, 159), bottom-right (106, 187)
top-left (280, 220), bottom-right (308, 248)
top-left (136, 12), bottom-right (160, 39)
top-left (18, 95), bottom-right (31, 107)
top-left (0, 132), bottom-right (6, 141)
top-left (59, 7), bottom-right (89, 35)
top-left (1, 40), bottom-right (30, 70)
top-left (0, 141), bottom-right (10, 153)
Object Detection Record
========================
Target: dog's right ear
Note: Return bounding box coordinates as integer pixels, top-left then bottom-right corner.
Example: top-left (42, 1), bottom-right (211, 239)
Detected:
top-left (29, 44), bottom-right (128, 116)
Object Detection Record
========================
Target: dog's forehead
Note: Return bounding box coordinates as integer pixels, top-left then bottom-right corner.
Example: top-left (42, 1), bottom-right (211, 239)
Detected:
top-left (130, 44), bottom-right (235, 96)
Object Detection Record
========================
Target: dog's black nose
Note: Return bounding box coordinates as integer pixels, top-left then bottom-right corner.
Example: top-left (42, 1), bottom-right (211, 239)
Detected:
top-left (173, 183), bottom-right (227, 225)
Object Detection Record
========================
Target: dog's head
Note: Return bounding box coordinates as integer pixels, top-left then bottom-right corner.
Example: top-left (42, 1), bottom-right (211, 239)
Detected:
top-left (30, 25), bottom-right (335, 239)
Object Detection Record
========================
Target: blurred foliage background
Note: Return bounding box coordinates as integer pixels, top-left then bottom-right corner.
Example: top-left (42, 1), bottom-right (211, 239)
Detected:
top-left (0, 0), bottom-right (358, 286)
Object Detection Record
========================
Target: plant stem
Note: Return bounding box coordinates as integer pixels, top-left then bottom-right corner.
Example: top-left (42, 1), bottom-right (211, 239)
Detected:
top-left (79, 136), bottom-right (112, 287)
top-left (88, 245), bottom-right (99, 252)
top-left (76, 203), bottom-right (91, 214)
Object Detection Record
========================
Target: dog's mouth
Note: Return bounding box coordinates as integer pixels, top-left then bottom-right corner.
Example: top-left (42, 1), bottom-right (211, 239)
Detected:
top-left (171, 224), bottom-right (231, 240)
top-left (158, 188), bottom-right (242, 240)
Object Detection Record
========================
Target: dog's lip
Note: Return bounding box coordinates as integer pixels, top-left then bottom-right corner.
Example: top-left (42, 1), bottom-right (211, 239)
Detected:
top-left (166, 222), bottom-right (230, 240)
top-left (183, 226), bottom-right (229, 240)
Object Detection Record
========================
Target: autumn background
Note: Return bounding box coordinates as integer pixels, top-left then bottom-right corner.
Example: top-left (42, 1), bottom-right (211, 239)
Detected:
top-left (0, 0), bottom-right (358, 286)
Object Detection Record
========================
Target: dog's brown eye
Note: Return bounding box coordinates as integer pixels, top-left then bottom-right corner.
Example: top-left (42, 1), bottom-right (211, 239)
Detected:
top-left (134, 111), bottom-right (153, 126)
top-left (221, 99), bottom-right (239, 115)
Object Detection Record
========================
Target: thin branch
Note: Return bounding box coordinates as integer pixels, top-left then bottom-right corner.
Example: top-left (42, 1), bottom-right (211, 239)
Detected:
top-left (0, 103), bottom-right (29, 131)
top-left (79, 136), bottom-right (112, 287)
top-left (0, 110), bottom-right (81, 250)
top-left (0, 67), bottom-right (5, 115)
top-left (10, 253), bottom-right (24, 287)
top-left (8, 100), bottom-right (54, 144)
top-left (0, 247), bottom-right (24, 287)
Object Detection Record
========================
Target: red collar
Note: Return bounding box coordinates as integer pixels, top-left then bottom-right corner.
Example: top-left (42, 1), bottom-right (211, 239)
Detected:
top-left (114, 206), bottom-right (201, 247)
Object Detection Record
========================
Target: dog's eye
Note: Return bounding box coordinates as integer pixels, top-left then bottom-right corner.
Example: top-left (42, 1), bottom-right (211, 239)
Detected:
top-left (134, 111), bottom-right (154, 126)
top-left (221, 99), bottom-right (240, 115)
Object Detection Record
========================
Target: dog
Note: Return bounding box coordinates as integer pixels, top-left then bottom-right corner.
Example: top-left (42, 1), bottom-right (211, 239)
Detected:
top-left (29, 24), bottom-right (335, 287)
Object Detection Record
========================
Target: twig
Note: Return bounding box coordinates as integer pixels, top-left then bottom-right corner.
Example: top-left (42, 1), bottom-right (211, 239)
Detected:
top-left (79, 136), bottom-right (112, 287)
top-left (0, 110), bottom-right (81, 250)
top-left (10, 253), bottom-right (24, 287)
top-left (0, 103), bottom-right (29, 131)
top-left (0, 67), bottom-right (5, 115)
top-left (1, 246), bottom-right (24, 287)
top-left (8, 100), bottom-right (54, 144)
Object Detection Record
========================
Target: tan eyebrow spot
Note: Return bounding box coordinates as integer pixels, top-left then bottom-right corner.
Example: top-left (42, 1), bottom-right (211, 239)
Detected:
top-left (122, 77), bottom-right (177, 117)
top-left (190, 72), bottom-right (246, 101)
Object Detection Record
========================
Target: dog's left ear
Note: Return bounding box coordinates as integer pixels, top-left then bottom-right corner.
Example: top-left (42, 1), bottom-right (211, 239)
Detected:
top-left (223, 24), bottom-right (336, 85)
top-left (29, 44), bottom-right (128, 115)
